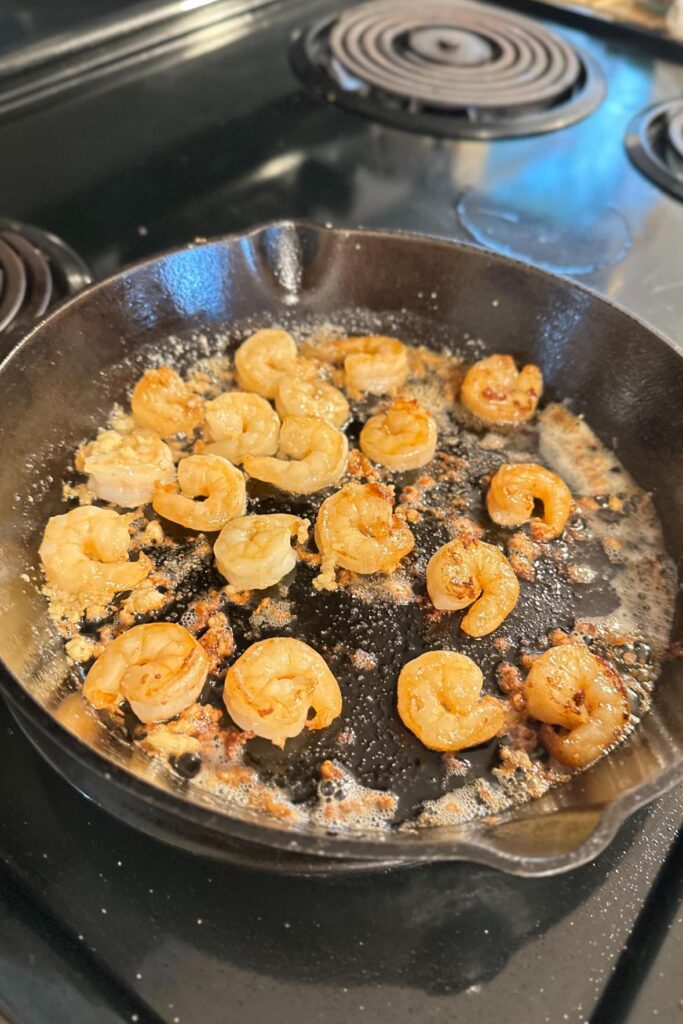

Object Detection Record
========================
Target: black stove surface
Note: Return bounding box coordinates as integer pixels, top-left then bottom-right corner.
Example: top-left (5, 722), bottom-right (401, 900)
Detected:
top-left (0, 1), bottom-right (682, 1021)
top-left (0, 0), bottom-right (143, 59)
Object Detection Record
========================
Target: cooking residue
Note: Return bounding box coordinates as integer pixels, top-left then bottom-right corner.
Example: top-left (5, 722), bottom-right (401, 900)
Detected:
top-left (40, 323), bottom-right (677, 832)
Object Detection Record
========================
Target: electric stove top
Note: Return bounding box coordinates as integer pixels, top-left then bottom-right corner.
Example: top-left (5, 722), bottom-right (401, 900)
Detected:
top-left (0, 1), bottom-right (682, 1021)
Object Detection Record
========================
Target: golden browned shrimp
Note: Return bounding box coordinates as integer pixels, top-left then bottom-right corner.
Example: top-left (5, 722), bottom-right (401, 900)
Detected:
top-left (460, 354), bottom-right (542, 425)
top-left (235, 328), bottom-right (312, 399)
top-left (77, 428), bottom-right (175, 507)
top-left (486, 462), bottom-right (572, 541)
top-left (131, 366), bottom-right (204, 437)
top-left (359, 397), bottom-right (437, 470)
top-left (426, 535), bottom-right (519, 637)
top-left (243, 415), bottom-right (348, 494)
top-left (524, 645), bottom-right (630, 768)
top-left (214, 514), bottom-right (309, 590)
top-left (152, 453), bottom-right (246, 530)
top-left (323, 335), bottom-right (409, 395)
top-left (397, 651), bottom-right (506, 751)
top-left (39, 506), bottom-right (150, 597)
top-left (203, 391), bottom-right (280, 464)
top-left (276, 376), bottom-right (350, 427)
top-left (223, 637), bottom-right (342, 747)
top-left (314, 482), bottom-right (414, 590)
top-left (83, 622), bottom-right (209, 723)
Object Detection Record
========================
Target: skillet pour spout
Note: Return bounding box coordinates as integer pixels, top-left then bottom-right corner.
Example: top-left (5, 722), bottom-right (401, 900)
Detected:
top-left (0, 222), bottom-right (681, 876)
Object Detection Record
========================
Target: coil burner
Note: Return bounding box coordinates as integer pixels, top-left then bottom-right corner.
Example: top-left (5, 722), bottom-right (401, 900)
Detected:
top-left (0, 218), bottom-right (91, 345)
top-left (290, 0), bottom-right (605, 139)
top-left (625, 100), bottom-right (683, 202)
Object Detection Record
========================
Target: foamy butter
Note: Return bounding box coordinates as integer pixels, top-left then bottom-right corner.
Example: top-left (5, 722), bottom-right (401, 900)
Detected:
top-left (310, 762), bottom-right (398, 831)
top-left (43, 329), bottom-right (679, 834)
top-left (539, 403), bottom-right (676, 654)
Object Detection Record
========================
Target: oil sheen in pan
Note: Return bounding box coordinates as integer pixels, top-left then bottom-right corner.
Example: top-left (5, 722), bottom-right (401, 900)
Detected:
top-left (56, 327), bottom-right (677, 832)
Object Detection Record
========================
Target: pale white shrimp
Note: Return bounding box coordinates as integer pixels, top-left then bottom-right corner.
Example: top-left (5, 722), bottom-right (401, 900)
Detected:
top-left (397, 650), bottom-right (506, 751)
top-left (486, 462), bottom-right (572, 541)
top-left (83, 622), bottom-right (209, 724)
top-left (223, 637), bottom-right (342, 747)
top-left (426, 534), bottom-right (520, 637)
top-left (314, 482), bottom-right (414, 590)
top-left (203, 391), bottom-right (280, 464)
top-left (76, 428), bottom-right (175, 507)
top-left (323, 334), bottom-right (409, 395)
top-left (276, 376), bottom-right (349, 427)
top-left (524, 645), bottom-right (630, 768)
top-left (359, 397), bottom-right (437, 470)
top-left (214, 514), bottom-right (309, 590)
top-left (460, 354), bottom-right (543, 425)
top-left (234, 328), bottom-right (312, 399)
top-left (243, 415), bottom-right (348, 494)
top-left (39, 506), bottom-right (150, 597)
top-left (131, 366), bottom-right (204, 437)
top-left (152, 453), bottom-right (246, 531)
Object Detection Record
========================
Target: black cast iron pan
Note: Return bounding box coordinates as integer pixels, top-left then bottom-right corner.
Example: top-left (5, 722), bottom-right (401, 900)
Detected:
top-left (0, 222), bottom-right (681, 876)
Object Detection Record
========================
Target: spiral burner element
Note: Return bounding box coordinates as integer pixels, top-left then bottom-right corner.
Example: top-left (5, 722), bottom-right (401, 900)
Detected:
top-left (668, 109), bottom-right (683, 163)
top-left (625, 99), bottom-right (683, 202)
top-left (0, 219), bottom-right (92, 354)
top-left (290, 0), bottom-right (605, 139)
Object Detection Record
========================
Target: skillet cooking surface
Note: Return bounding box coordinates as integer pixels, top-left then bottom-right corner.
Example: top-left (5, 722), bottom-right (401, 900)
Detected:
top-left (0, 223), bottom-right (682, 874)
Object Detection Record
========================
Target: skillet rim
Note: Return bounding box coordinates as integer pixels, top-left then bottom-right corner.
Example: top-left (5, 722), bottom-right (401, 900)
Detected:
top-left (1, 219), bottom-right (681, 876)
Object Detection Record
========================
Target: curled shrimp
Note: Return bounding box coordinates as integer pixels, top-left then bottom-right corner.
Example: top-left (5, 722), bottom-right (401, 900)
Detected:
top-left (426, 535), bottom-right (520, 637)
top-left (276, 376), bottom-right (349, 427)
top-left (235, 328), bottom-right (312, 399)
top-left (360, 397), bottom-right (437, 470)
top-left (152, 453), bottom-right (246, 531)
top-left (487, 462), bottom-right (572, 541)
top-left (39, 506), bottom-right (150, 597)
top-left (460, 354), bottom-right (543, 425)
top-left (131, 366), bottom-right (204, 437)
top-left (397, 651), bottom-right (505, 751)
top-left (243, 415), bottom-right (348, 495)
top-left (83, 622), bottom-right (209, 724)
top-left (77, 428), bottom-right (175, 507)
top-left (524, 645), bottom-right (630, 768)
top-left (203, 391), bottom-right (280, 464)
top-left (322, 335), bottom-right (408, 395)
top-left (314, 482), bottom-right (414, 590)
top-left (214, 514), bottom-right (309, 591)
top-left (223, 637), bottom-right (342, 747)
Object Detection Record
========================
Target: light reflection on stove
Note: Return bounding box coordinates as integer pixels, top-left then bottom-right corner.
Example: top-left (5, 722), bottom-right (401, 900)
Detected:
top-left (453, 55), bottom-right (658, 275)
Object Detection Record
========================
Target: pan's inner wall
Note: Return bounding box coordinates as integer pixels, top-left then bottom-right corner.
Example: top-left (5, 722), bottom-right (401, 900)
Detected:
top-left (1, 225), bottom-right (682, 853)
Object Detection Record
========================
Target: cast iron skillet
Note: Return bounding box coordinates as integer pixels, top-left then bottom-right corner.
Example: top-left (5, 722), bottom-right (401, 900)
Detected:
top-left (0, 223), bottom-right (681, 876)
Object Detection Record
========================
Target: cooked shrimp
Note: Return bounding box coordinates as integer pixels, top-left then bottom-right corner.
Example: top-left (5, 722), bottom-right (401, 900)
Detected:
top-left (223, 637), bottom-right (342, 747)
top-left (314, 482), bottom-right (414, 590)
top-left (487, 462), bottom-right (572, 541)
top-left (203, 391), bottom-right (280, 464)
top-left (214, 514), bottom-right (309, 590)
top-left (243, 415), bottom-right (348, 494)
top-left (397, 651), bottom-right (506, 751)
top-left (320, 335), bottom-right (409, 395)
top-left (235, 328), bottom-right (312, 399)
top-left (131, 366), bottom-right (204, 437)
top-left (77, 428), bottom-right (175, 507)
top-left (524, 645), bottom-right (630, 768)
top-left (83, 622), bottom-right (209, 724)
top-left (460, 354), bottom-right (542, 425)
top-left (276, 376), bottom-right (349, 428)
top-left (39, 506), bottom-right (150, 597)
top-left (426, 535), bottom-right (519, 637)
top-left (360, 397), bottom-right (437, 470)
top-left (152, 454), bottom-right (246, 531)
